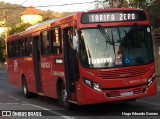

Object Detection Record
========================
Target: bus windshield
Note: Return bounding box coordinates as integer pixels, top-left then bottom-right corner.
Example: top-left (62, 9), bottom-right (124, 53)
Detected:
top-left (80, 26), bottom-right (154, 68)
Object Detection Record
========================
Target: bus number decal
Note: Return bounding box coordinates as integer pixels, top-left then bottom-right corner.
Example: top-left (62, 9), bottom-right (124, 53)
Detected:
top-left (53, 71), bottom-right (64, 77)
top-left (14, 60), bottom-right (18, 72)
top-left (41, 62), bottom-right (51, 69)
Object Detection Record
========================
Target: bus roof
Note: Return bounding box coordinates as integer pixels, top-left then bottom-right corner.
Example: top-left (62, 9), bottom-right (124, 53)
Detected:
top-left (25, 18), bottom-right (59, 31)
top-left (88, 8), bottom-right (144, 12)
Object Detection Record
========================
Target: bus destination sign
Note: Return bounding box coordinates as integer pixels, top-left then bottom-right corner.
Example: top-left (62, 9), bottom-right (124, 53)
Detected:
top-left (89, 13), bottom-right (135, 22)
top-left (81, 11), bottom-right (146, 23)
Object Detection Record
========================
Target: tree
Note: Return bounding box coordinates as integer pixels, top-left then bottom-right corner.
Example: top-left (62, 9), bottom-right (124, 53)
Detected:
top-left (103, 0), bottom-right (151, 8)
top-left (102, 0), bottom-right (128, 8)
top-left (9, 23), bottom-right (32, 35)
top-left (0, 34), bottom-right (6, 62)
top-left (129, 0), bottom-right (151, 9)
top-left (146, 0), bottom-right (160, 29)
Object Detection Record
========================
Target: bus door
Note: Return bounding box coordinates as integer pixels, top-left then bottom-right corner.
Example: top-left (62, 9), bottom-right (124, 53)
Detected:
top-left (33, 35), bottom-right (42, 94)
top-left (63, 27), bottom-right (79, 101)
top-left (40, 30), bottom-right (53, 97)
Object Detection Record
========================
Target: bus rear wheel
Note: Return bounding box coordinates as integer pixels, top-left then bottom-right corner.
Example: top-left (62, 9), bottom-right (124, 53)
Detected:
top-left (22, 77), bottom-right (32, 98)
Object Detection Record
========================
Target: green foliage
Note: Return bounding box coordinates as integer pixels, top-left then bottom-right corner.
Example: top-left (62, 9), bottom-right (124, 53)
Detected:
top-left (42, 10), bottom-right (74, 21)
top-left (129, 0), bottom-right (151, 9)
top-left (0, 35), bottom-right (6, 62)
top-left (9, 23), bottom-right (32, 35)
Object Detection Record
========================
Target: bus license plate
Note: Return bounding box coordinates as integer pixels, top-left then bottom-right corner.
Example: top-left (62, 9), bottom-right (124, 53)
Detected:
top-left (120, 91), bottom-right (133, 96)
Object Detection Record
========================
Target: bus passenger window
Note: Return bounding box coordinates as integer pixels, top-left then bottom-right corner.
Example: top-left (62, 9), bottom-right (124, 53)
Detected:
top-left (7, 42), bottom-right (12, 58)
top-left (41, 31), bottom-right (50, 55)
top-left (13, 40), bottom-right (19, 57)
top-left (26, 36), bottom-right (32, 57)
top-left (19, 39), bottom-right (25, 57)
top-left (52, 28), bottom-right (62, 55)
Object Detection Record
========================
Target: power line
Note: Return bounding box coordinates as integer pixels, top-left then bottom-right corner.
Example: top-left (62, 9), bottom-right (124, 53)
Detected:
top-left (20, 0), bottom-right (28, 6)
top-left (0, 1), bottom-right (104, 10)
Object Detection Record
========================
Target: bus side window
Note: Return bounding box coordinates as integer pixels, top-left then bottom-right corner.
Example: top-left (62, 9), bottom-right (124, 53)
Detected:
top-left (51, 28), bottom-right (62, 55)
top-left (13, 40), bottom-right (18, 57)
top-left (16, 40), bottom-right (20, 57)
top-left (26, 36), bottom-right (32, 57)
top-left (41, 30), bottom-right (50, 55)
top-left (7, 42), bottom-right (12, 58)
top-left (19, 38), bottom-right (24, 57)
top-left (22, 38), bottom-right (26, 57)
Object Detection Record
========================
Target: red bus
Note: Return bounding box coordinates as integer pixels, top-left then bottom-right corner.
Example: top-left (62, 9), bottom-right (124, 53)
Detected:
top-left (7, 8), bottom-right (156, 109)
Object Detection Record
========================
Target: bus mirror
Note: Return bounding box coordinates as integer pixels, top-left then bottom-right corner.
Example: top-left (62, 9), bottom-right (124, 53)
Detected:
top-left (73, 35), bottom-right (78, 51)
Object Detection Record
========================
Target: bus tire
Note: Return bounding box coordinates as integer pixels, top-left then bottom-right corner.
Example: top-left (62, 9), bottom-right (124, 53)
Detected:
top-left (22, 77), bottom-right (32, 98)
top-left (58, 82), bottom-right (75, 110)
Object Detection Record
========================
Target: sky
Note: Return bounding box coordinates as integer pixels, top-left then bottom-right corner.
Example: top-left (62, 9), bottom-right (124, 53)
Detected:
top-left (0, 0), bottom-right (97, 12)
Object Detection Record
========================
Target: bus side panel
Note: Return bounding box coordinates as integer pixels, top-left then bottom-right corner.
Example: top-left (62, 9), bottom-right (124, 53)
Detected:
top-left (51, 55), bottom-right (65, 99)
top-left (41, 55), bottom-right (64, 99)
top-left (7, 59), bottom-right (18, 86)
top-left (17, 57), bottom-right (36, 93)
top-left (40, 56), bottom-right (53, 97)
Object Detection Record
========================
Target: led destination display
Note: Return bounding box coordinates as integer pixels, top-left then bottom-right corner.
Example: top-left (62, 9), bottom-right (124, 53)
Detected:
top-left (81, 11), bottom-right (147, 23)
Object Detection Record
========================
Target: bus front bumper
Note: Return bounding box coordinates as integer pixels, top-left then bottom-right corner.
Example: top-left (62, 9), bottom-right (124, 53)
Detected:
top-left (76, 79), bottom-right (157, 105)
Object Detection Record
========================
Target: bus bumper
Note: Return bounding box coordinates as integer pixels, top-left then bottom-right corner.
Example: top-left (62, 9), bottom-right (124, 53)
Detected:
top-left (76, 79), bottom-right (157, 105)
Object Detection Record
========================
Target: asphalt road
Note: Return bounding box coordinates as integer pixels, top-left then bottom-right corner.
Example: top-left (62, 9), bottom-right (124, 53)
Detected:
top-left (0, 68), bottom-right (160, 119)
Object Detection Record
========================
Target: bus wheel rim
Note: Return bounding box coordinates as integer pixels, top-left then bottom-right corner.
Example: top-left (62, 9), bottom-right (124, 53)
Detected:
top-left (23, 84), bottom-right (27, 95)
top-left (62, 89), bottom-right (67, 103)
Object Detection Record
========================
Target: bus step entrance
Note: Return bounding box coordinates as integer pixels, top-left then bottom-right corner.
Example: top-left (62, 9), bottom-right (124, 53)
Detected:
top-left (37, 92), bottom-right (44, 96)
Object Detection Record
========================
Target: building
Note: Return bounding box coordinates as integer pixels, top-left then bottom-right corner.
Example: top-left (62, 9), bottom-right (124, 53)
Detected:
top-left (21, 6), bottom-right (43, 25)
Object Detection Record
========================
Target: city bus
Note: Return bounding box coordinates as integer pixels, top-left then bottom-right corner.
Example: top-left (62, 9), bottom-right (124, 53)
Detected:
top-left (7, 8), bottom-right (156, 109)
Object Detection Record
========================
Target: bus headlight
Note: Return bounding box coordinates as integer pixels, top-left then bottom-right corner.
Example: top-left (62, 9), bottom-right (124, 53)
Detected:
top-left (84, 78), bottom-right (92, 87)
top-left (84, 78), bottom-right (102, 92)
top-left (148, 73), bottom-right (155, 86)
top-left (93, 83), bottom-right (102, 92)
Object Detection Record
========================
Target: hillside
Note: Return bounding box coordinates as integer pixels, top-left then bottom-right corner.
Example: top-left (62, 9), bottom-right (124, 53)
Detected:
top-left (0, 1), bottom-right (73, 28)
top-left (0, 1), bottom-right (25, 27)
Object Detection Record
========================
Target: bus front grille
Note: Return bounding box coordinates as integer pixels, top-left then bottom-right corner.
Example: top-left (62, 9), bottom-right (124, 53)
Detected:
top-left (97, 67), bottom-right (147, 79)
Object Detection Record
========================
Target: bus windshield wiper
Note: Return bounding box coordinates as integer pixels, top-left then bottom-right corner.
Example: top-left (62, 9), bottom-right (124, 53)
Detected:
top-left (97, 25), bottom-right (116, 60)
top-left (97, 25), bottom-right (114, 45)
